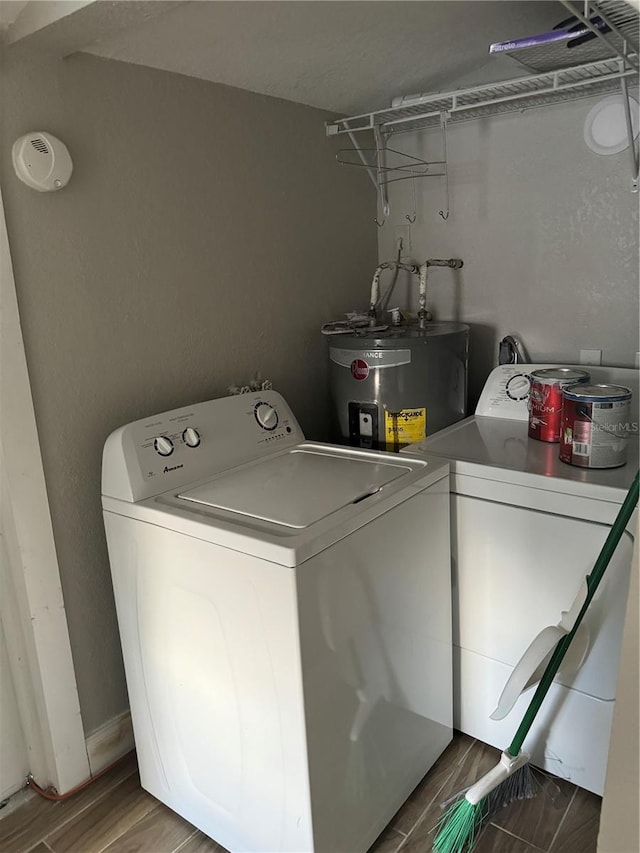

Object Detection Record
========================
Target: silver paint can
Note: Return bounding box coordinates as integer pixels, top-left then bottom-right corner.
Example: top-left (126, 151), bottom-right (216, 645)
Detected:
top-left (560, 384), bottom-right (632, 468)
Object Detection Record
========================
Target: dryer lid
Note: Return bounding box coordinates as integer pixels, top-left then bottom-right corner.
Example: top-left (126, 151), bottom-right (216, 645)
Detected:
top-left (178, 447), bottom-right (410, 528)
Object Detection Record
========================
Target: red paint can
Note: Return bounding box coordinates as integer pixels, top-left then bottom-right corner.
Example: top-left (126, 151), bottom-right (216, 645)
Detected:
top-left (528, 368), bottom-right (590, 443)
top-left (560, 384), bottom-right (632, 468)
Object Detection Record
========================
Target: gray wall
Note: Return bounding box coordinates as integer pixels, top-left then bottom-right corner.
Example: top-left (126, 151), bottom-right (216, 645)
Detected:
top-left (377, 94), bottom-right (640, 406)
top-left (1, 53), bottom-right (377, 734)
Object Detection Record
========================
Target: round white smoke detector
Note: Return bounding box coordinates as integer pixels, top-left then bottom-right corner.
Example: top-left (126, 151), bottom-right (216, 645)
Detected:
top-left (12, 131), bottom-right (73, 192)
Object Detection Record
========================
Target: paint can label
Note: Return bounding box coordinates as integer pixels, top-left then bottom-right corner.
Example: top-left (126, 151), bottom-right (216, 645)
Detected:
top-left (560, 397), bottom-right (631, 468)
top-left (528, 369), bottom-right (590, 443)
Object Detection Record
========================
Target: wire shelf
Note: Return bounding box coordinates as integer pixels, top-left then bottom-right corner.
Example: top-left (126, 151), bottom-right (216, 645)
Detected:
top-left (326, 57), bottom-right (638, 137)
top-left (326, 0), bottom-right (640, 207)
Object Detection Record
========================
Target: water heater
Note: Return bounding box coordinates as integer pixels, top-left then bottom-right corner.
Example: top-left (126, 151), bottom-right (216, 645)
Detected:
top-left (328, 322), bottom-right (469, 451)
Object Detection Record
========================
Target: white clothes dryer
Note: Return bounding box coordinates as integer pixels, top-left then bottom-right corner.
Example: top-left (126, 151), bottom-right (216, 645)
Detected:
top-left (101, 390), bottom-right (452, 853)
top-left (403, 364), bottom-right (638, 795)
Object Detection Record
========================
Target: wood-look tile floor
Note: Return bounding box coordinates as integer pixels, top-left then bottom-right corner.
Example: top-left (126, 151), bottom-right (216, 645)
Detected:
top-left (0, 732), bottom-right (600, 853)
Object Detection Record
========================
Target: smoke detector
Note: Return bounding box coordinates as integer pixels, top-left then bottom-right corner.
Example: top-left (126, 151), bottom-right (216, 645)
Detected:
top-left (12, 132), bottom-right (73, 192)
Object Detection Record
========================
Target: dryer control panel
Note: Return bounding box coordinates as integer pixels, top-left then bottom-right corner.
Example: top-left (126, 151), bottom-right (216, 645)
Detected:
top-left (476, 363), bottom-right (639, 421)
top-left (102, 390), bottom-right (304, 502)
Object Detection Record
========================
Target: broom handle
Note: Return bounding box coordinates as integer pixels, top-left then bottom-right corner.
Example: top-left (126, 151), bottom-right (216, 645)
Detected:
top-left (507, 470), bottom-right (639, 758)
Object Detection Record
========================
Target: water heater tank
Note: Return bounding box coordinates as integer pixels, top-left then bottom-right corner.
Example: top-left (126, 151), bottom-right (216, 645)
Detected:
top-left (328, 322), bottom-right (469, 451)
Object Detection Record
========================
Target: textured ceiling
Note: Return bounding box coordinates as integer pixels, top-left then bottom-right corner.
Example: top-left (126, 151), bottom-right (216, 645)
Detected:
top-left (82, 1), bottom-right (563, 115)
top-left (0, 0), bottom-right (29, 27)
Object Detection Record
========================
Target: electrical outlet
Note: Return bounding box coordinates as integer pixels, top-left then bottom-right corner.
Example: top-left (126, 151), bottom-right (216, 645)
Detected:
top-left (394, 225), bottom-right (411, 257)
top-left (579, 349), bottom-right (602, 366)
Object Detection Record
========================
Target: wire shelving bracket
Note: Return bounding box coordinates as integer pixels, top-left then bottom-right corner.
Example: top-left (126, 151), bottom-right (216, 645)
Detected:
top-left (336, 116), bottom-right (449, 225)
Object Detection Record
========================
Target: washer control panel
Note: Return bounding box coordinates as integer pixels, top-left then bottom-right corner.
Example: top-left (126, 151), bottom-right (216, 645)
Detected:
top-left (102, 390), bottom-right (304, 502)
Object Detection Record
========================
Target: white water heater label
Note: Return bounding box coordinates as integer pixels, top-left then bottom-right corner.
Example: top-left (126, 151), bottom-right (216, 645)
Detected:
top-left (330, 348), bottom-right (412, 369)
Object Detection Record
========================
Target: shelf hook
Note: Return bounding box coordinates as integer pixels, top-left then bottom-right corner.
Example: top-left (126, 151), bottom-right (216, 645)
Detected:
top-left (374, 217), bottom-right (386, 228)
top-left (439, 113), bottom-right (451, 221)
top-left (404, 166), bottom-right (418, 224)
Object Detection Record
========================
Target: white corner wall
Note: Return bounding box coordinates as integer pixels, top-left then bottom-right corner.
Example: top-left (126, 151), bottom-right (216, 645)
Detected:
top-left (1, 185), bottom-right (89, 793)
top-left (597, 515), bottom-right (639, 853)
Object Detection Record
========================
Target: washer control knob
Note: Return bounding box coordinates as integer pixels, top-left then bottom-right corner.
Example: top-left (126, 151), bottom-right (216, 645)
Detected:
top-left (154, 436), bottom-right (174, 456)
top-left (182, 427), bottom-right (200, 448)
top-left (254, 402), bottom-right (279, 431)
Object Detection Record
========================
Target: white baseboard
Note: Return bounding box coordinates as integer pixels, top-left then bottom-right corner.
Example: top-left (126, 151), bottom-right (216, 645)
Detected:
top-left (85, 710), bottom-right (135, 775)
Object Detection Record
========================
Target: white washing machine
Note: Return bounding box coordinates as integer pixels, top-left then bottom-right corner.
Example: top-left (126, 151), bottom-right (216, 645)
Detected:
top-left (101, 390), bottom-right (452, 853)
top-left (403, 363), bottom-right (638, 795)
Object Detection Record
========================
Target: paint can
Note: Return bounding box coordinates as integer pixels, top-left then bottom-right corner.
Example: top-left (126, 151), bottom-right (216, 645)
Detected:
top-left (560, 384), bottom-right (632, 468)
top-left (528, 368), bottom-right (590, 443)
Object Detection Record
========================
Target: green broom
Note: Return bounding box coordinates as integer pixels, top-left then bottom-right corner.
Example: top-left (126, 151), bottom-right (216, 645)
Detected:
top-left (433, 469), bottom-right (639, 853)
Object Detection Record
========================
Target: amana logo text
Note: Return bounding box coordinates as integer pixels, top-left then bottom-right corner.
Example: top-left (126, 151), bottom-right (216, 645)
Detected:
top-left (163, 464), bottom-right (184, 473)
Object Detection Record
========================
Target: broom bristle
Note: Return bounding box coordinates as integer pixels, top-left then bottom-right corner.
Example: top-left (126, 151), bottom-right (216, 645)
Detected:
top-left (433, 796), bottom-right (488, 853)
top-left (487, 764), bottom-right (539, 811)
top-left (433, 764), bottom-right (540, 853)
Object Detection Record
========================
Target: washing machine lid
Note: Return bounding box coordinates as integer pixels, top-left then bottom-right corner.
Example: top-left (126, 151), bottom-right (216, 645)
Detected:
top-left (178, 447), bottom-right (410, 528)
